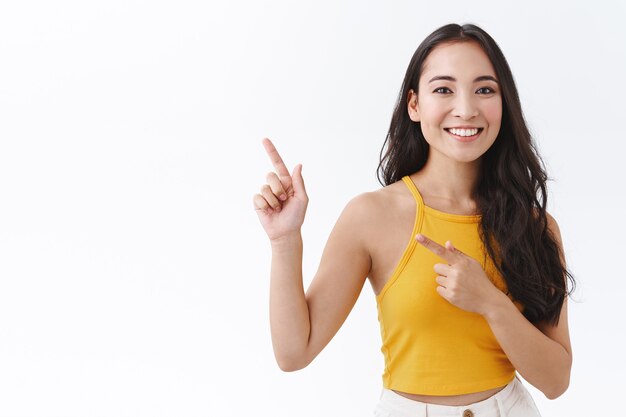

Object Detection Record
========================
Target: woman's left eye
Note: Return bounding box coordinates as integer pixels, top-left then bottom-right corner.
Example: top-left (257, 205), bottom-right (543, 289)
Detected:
top-left (477, 87), bottom-right (495, 94)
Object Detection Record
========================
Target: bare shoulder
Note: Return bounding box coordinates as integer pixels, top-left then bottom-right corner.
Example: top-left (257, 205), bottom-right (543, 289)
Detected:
top-left (545, 211), bottom-right (562, 241)
top-left (529, 208), bottom-right (566, 278)
top-left (338, 180), bottom-right (410, 277)
top-left (343, 180), bottom-right (407, 236)
top-left (532, 207), bottom-right (559, 227)
top-left (533, 209), bottom-right (563, 250)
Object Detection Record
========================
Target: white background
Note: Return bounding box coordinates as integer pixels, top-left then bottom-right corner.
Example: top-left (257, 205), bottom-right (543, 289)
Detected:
top-left (0, 0), bottom-right (624, 416)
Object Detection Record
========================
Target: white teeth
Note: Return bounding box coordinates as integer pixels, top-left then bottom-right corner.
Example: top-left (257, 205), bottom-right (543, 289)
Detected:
top-left (448, 128), bottom-right (479, 137)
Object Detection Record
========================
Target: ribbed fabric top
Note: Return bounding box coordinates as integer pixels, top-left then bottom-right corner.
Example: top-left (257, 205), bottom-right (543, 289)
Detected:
top-left (375, 175), bottom-right (524, 395)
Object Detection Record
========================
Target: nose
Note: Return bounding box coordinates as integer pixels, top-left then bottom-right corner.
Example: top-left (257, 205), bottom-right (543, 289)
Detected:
top-left (452, 92), bottom-right (479, 120)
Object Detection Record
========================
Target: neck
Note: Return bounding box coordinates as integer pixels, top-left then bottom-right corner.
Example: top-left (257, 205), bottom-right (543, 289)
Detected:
top-left (413, 151), bottom-right (482, 203)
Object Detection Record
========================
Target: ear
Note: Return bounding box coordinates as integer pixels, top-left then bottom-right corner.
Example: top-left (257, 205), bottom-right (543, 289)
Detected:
top-left (407, 89), bottom-right (420, 122)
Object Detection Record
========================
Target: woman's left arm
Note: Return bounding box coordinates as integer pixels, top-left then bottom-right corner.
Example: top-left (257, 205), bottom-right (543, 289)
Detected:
top-left (484, 212), bottom-right (573, 400)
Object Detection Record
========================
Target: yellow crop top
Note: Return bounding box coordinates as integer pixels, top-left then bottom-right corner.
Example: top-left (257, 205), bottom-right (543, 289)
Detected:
top-left (376, 175), bottom-right (524, 395)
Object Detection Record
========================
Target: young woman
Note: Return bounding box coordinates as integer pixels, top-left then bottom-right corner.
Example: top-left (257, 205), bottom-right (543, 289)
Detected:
top-left (253, 23), bottom-right (575, 417)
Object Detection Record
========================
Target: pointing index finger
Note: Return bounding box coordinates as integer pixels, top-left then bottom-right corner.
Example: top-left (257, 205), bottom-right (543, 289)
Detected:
top-left (415, 233), bottom-right (457, 263)
top-left (262, 138), bottom-right (291, 178)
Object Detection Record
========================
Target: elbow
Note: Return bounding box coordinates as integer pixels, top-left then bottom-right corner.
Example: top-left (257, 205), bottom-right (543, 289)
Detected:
top-left (544, 367), bottom-right (571, 400)
top-left (273, 340), bottom-right (317, 371)
top-left (276, 354), bottom-right (310, 372)
top-left (545, 382), bottom-right (569, 400)
top-left (277, 359), bottom-right (303, 372)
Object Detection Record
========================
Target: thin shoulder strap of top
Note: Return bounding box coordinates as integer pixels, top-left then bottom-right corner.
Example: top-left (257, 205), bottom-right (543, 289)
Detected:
top-left (401, 175), bottom-right (424, 207)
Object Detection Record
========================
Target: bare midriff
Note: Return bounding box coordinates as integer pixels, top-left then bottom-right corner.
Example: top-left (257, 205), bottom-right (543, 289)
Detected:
top-left (392, 384), bottom-right (507, 406)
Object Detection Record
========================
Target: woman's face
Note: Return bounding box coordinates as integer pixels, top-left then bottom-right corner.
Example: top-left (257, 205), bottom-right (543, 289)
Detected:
top-left (408, 41), bottom-right (502, 163)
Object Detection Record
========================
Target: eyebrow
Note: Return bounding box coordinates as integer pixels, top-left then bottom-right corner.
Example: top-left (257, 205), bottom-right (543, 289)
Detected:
top-left (428, 75), bottom-right (499, 84)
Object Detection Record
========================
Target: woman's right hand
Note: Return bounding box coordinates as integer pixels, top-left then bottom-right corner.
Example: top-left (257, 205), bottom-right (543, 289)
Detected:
top-left (253, 138), bottom-right (308, 242)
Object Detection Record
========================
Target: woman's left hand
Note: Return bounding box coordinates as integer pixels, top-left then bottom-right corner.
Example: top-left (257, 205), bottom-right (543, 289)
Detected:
top-left (415, 233), bottom-right (506, 316)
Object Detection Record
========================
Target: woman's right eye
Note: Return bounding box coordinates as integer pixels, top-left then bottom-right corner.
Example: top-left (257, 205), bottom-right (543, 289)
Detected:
top-left (433, 87), bottom-right (451, 94)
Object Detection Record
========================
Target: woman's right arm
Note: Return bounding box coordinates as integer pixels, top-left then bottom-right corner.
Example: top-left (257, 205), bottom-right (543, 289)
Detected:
top-left (253, 138), bottom-right (372, 371)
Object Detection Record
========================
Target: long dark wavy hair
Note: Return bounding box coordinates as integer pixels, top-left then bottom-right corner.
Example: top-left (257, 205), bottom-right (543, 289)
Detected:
top-left (376, 23), bottom-right (576, 326)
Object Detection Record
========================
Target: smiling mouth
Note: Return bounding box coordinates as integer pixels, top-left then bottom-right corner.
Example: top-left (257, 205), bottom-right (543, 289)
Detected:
top-left (444, 127), bottom-right (484, 143)
top-left (444, 127), bottom-right (485, 136)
